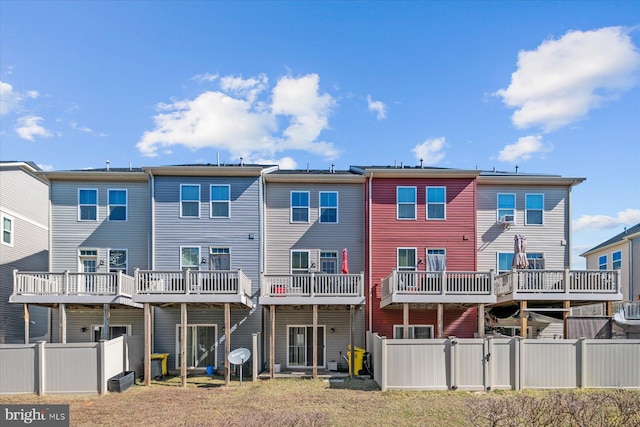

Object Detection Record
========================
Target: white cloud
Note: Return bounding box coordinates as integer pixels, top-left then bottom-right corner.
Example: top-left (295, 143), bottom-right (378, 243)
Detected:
top-left (498, 135), bottom-right (552, 162)
top-left (495, 27), bottom-right (640, 131)
top-left (192, 72), bottom-right (219, 83)
top-left (366, 95), bottom-right (387, 120)
top-left (26, 90), bottom-right (39, 99)
top-left (574, 208), bottom-right (640, 231)
top-left (69, 120), bottom-right (107, 137)
top-left (412, 137), bottom-right (446, 165)
top-left (138, 73), bottom-right (340, 161)
top-left (252, 156), bottom-right (297, 169)
top-left (15, 115), bottom-right (53, 141)
top-left (37, 164), bottom-right (54, 171)
top-left (0, 81), bottom-right (20, 115)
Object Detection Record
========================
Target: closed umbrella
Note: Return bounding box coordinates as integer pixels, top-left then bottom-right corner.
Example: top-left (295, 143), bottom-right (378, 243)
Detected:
top-left (341, 248), bottom-right (349, 274)
top-left (512, 234), bottom-right (529, 269)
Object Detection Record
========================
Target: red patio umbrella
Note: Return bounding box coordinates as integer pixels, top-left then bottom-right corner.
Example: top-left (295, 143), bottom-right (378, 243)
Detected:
top-left (341, 248), bottom-right (349, 274)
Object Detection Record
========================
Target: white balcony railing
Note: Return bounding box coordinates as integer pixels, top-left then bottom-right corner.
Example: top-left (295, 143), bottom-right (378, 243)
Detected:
top-left (494, 269), bottom-right (621, 296)
top-left (135, 269), bottom-right (252, 298)
top-left (13, 270), bottom-right (135, 298)
top-left (262, 273), bottom-right (364, 297)
top-left (381, 270), bottom-right (494, 300)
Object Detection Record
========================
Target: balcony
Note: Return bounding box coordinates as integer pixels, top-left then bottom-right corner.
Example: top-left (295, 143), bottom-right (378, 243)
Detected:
top-left (494, 269), bottom-right (622, 304)
top-left (380, 270), bottom-right (496, 307)
top-left (259, 273), bottom-right (365, 305)
top-left (133, 269), bottom-right (253, 307)
top-left (10, 270), bottom-right (140, 307)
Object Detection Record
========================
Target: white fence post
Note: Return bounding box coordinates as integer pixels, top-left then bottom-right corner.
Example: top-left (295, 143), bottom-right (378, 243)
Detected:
top-left (381, 337), bottom-right (387, 392)
top-left (252, 332), bottom-right (259, 382)
top-left (517, 337), bottom-right (524, 391)
top-left (579, 337), bottom-right (587, 388)
top-left (484, 337), bottom-right (493, 391)
top-left (98, 340), bottom-right (106, 395)
top-left (449, 337), bottom-right (458, 390)
top-left (37, 340), bottom-right (46, 396)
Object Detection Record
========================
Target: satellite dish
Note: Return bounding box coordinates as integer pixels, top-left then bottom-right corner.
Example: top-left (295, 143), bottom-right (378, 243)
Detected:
top-left (228, 347), bottom-right (251, 365)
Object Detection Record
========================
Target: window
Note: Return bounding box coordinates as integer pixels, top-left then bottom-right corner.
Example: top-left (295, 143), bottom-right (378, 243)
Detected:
top-left (109, 249), bottom-right (127, 273)
top-left (1, 213), bottom-right (13, 246)
top-left (398, 248), bottom-right (417, 271)
top-left (176, 324), bottom-right (217, 369)
top-left (180, 184), bottom-right (200, 218)
top-left (209, 247), bottom-right (230, 270)
top-left (210, 185), bottom-right (230, 218)
top-left (426, 187), bottom-right (446, 220)
top-left (527, 253), bottom-right (545, 270)
top-left (320, 251), bottom-right (338, 274)
top-left (181, 247), bottom-right (200, 271)
top-left (92, 325), bottom-right (130, 342)
top-left (397, 187), bottom-right (416, 220)
top-left (108, 189), bottom-right (127, 221)
top-left (498, 326), bottom-right (532, 339)
top-left (499, 252), bottom-right (544, 272)
top-left (612, 251), bottom-right (622, 270)
top-left (78, 189), bottom-right (98, 221)
top-left (287, 325), bottom-right (325, 368)
top-left (393, 325), bottom-right (433, 339)
top-left (319, 192), bottom-right (338, 223)
top-left (426, 249), bottom-right (446, 271)
top-left (291, 251), bottom-right (310, 274)
top-left (290, 191), bottom-right (309, 223)
top-left (599, 255), bottom-right (607, 270)
top-left (498, 253), bottom-right (514, 273)
top-left (525, 194), bottom-right (543, 225)
top-left (497, 193), bottom-right (515, 222)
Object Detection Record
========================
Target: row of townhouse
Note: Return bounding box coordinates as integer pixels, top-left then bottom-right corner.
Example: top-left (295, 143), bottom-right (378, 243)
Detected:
top-left (2, 161), bottom-right (624, 380)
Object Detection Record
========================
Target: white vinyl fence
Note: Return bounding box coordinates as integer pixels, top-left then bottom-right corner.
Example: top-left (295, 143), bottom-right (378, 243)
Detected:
top-left (0, 335), bottom-right (143, 395)
top-left (367, 332), bottom-right (640, 391)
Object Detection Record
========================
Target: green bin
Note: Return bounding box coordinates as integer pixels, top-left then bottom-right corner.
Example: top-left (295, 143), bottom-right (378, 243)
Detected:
top-left (346, 345), bottom-right (365, 375)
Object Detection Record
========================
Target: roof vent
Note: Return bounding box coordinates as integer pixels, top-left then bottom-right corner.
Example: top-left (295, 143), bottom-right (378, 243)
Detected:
top-left (106, 160), bottom-right (110, 171)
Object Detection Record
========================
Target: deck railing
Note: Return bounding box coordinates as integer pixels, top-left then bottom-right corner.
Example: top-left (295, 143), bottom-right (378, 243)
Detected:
top-left (135, 269), bottom-right (252, 297)
top-left (614, 301), bottom-right (640, 320)
top-left (495, 269), bottom-right (621, 296)
top-left (381, 270), bottom-right (494, 299)
top-left (262, 273), bottom-right (364, 297)
top-left (13, 270), bottom-right (135, 297)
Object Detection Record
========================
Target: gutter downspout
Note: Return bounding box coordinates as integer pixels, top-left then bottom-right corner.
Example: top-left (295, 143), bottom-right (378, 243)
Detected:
top-left (149, 171), bottom-right (155, 270)
top-left (368, 171), bottom-right (373, 335)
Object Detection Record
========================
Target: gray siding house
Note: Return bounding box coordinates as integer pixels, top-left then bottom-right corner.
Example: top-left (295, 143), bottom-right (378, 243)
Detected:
top-left (1, 162), bottom-right (49, 343)
top-left (261, 170), bottom-right (366, 376)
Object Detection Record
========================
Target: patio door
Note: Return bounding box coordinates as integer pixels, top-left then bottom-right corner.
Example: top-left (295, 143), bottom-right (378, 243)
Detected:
top-left (79, 250), bottom-right (98, 292)
top-left (176, 324), bottom-right (217, 369)
top-left (287, 325), bottom-right (325, 368)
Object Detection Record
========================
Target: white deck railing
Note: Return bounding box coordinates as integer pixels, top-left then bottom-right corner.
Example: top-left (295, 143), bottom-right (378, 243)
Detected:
top-left (135, 269), bottom-right (252, 297)
top-left (614, 301), bottom-right (640, 320)
top-left (381, 270), bottom-right (494, 299)
top-left (494, 269), bottom-right (621, 296)
top-left (13, 270), bottom-right (135, 297)
top-left (262, 273), bottom-right (364, 297)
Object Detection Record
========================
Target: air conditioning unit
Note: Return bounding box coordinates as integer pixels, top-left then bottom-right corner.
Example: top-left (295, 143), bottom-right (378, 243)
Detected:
top-left (499, 215), bottom-right (515, 225)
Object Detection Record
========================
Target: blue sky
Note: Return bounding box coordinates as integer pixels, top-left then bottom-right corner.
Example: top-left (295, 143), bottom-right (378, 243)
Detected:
top-left (1, 1), bottom-right (639, 267)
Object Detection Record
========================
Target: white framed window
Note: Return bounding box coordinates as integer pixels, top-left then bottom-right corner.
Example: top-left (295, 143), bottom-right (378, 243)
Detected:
top-left (393, 325), bottom-right (433, 339)
top-left (319, 192), bottom-right (338, 223)
top-left (320, 251), bottom-right (338, 274)
top-left (287, 325), bottom-right (326, 368)
top-left (209, 247), bottom-right (231, 270)
top-left (210, 184), bottom-right (230, 218)
top-left (426, 249), bottom-right (446, 271)
top-left (78, 188), bottom-right (98, 221)
top-left (108, 189), bottom-right (127, 221)
top-left (181, 247), bottom-right (200, 271)
top-left (612, 251), bottom-right (622, 270)
top-left (599, 255), bottom-right (608, 270)
top-left (426, 187), bottom-right (446, 220)
top-left (92, 324), bottom-right (131, 342)
top-left (498, 326), bottom-right (533, 339)
top-left (291, 250), bottom-right (310, 274)
top-left (498, 252), bottom-right (544, 272)
top-left (290, 191), bottom-right (310, 223)
top-left (180, 184), bottom-right (200, 218)
top-left (176, 324), bottom-right (218, 369)
top-left (1, 213), bottom-right (14, 246)
top-left (397, 186), bottom-right (416, 220)
top-left (109, 249), bottom-right (127, 273)
top-left (497, 193), bottom-right (515, 223)
top-left (525, 194), bottom-right (543, 225)
top-left (397, 248), bottom-right (417, 271)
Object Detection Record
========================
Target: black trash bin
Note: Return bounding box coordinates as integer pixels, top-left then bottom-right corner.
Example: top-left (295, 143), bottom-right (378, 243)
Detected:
top-left (151, 358), bottom-right (163, 379)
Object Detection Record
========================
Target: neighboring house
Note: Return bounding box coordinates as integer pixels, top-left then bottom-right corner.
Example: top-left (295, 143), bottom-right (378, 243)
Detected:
top-left (353, 165), bottom-right (491, 340)
top-left (0, 161), bottom-right (50, 344)
top-left (260, 170), bottom-right (366, 375)
top-left (581, 222), bottom-right (640, 302)
top-left (11, 166), bottom-right (148, 343)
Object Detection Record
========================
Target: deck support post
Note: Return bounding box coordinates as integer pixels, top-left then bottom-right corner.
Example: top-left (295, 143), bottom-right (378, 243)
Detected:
top-left (437, 303), bottom-right (444, 339)
top-left (144, 303), bottom-right (151, 386)
top-left (59, 303), bottom-right (67, 344)
top-left (180, 303), bottom-right (187, 388)
top-left (23, 304), bottom-right (30, 344)
top-left (563, 300), bottom-right (570, 339)
top-left (519, 301), bottom-right (527, 338)
top-left (477, 303), bottom-right (485, 338)
top-left (312, 305), bottom-right (318, 379)
top-left (606, 301), bottom-right (613, 317)
top-left (102, 304), bottom-right (110, 341)
top-left (270, 305), bottom-right (275, 379)
top-left (403, 303), bottom-right (409, 339)
top-left (350, 304), bottom-right (355, 379)
top-left (225, 303), bottom-right (230, 386)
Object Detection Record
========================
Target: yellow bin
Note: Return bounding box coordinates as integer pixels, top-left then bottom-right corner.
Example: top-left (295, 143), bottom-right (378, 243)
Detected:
top-left (346, 345), bottom-right (365, 375)
top-left (151, 353), bottom-right (169, 376)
